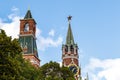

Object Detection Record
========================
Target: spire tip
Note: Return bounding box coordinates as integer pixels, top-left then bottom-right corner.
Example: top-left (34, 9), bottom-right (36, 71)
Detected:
top-left (28, 5), bottom-right (30, 10)
top-left (67, 15), bottom-right (72, 22)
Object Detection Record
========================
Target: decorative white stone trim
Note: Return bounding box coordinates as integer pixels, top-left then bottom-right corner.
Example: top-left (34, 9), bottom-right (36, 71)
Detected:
top-left (62, 55), bottom-right (78, 59)
top-left (19, 34), bottom-right (36, 39)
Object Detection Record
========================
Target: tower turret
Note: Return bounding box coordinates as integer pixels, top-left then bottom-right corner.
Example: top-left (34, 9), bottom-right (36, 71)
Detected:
top-left (19, 10), bottom-right (40, 67)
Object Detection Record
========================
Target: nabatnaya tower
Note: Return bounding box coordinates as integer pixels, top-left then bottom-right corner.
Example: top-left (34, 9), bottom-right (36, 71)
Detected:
top-left (19, 10), bottom-right (40, 67)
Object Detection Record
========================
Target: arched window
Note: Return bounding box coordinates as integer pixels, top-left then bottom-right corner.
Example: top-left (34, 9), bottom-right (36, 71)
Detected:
top-left (70, 45), bottom-right (74, 52)
top-left (65, 45), bottom-right (68, 52)
top-left (24, 23), bottom-right (29, 32)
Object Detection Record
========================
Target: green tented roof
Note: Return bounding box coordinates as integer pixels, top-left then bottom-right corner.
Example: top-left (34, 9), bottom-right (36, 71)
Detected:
top-left (66, 22), bottom-right (74, 45)
top-left (24, 10), bottom-right (33, 19)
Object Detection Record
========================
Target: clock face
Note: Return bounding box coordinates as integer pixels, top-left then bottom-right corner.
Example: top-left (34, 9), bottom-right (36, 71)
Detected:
top-left (24, 23), bottom-right (29, 32)
top-left (68, 64), bottom-right (79, 75)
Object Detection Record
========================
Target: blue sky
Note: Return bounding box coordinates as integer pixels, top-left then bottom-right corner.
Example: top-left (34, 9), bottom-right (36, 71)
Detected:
top-left (0, 0), bottom-right (120, 80)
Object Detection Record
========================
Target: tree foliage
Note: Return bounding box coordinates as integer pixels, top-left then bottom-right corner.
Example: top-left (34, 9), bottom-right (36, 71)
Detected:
top-left (0, 30), bottom-right (40, 80)
top-left (39, 61), bottom-right (75, 80)
top-left (0, 30), bottom-right (23, 79)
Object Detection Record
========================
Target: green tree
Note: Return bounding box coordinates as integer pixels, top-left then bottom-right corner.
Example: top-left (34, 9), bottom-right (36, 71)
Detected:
top-left (39, 61), bottom-right (75, 80)
top-left (0, 29), bottom-right (41, 80)
top-left (19, 59), bottom-right (42, 80)
top-left (0, 29), bottom-right (23, 80)
top-left (61, 67), bottom-right (75, 80)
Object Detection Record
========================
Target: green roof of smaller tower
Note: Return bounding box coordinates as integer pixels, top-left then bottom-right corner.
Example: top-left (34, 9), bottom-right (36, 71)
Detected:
top-left (24, 10), bottom-right (33, 19)
top-left (66, 16), bottom-right (74, 45)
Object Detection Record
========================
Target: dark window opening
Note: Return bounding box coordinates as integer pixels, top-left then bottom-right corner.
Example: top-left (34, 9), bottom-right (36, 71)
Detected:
top-left (70, 45), bottom-right (74, 52)
top-left (65, 45), bottom-right (68, 52)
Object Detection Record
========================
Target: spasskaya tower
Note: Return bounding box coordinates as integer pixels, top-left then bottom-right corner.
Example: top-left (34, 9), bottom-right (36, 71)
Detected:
top-left (62, 16), bottom-right (81, 80)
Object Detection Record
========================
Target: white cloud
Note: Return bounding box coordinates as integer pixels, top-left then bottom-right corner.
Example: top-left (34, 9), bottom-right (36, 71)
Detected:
top-left (0, 7), bottom-right (22, 39)
top-left (36, 28), bottom-right (63, 50)
top-left (11, 6), bottom-right (19, 11)
top-left (83, 58), bottom-right (120, 80)
top-left (48, 29), bottom-right (55, 37)
top-left (0, 7), bottom-right (63, 51)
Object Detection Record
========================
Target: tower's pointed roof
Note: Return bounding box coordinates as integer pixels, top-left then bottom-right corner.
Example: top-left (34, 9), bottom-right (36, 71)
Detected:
top-left (66, 16), bottom-right (74, 45)
top-left (24, 9), bottom-right (33, 19)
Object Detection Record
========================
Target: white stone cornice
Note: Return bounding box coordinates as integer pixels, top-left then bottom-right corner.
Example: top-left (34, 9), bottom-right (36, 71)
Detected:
top-left (62, 55), bottom-right (78, 59)
top-left (19, 34), bottom-right (36, 39)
